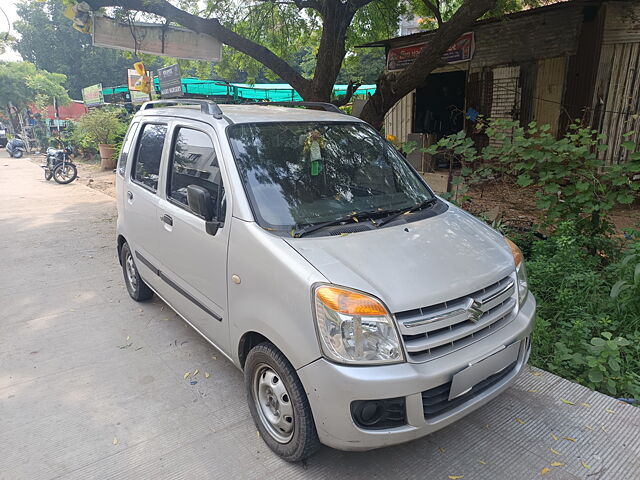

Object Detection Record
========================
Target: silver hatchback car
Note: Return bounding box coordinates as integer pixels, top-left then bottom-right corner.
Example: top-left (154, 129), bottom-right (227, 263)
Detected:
top-left (116, 100), bottom-right (536, 461)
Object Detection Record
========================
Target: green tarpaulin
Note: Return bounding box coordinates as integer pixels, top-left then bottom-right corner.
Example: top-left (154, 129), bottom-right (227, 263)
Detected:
top-left (102, 78), bottom-right (376, 102)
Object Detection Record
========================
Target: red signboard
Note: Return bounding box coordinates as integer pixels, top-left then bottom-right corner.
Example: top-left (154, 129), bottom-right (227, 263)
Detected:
top-left (386, 32), bottom-right (475, 71)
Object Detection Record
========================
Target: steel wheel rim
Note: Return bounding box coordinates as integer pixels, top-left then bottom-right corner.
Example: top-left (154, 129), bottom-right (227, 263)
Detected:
top-left (125, 253), bottom-right (138, 292)
top-left (252, 363), bottom-right (295, 443)
top-left (55, 166), bottom-right (72, 181)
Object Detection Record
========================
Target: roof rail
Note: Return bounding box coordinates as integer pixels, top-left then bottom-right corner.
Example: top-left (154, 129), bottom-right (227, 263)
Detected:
top-left (258, 101), bottom-right (344, 114)
top-left (141, 99), bottom-right (224, 119)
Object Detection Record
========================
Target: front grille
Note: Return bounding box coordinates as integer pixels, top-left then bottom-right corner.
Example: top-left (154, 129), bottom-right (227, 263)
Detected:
top-left (422, 361), bottom-right (518, 419)
top-left (395, 275), bottom-right (517, 362)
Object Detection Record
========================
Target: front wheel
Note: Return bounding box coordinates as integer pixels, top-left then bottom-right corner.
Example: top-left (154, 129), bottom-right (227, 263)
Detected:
top-left (44, 168), bottom-right (53, 181)
top-left (12, 150), bottom-right (23, 158)
top-left (53, 163), bottom-right (77, 184)
top-left (245, 343), bottom-right (320, 462)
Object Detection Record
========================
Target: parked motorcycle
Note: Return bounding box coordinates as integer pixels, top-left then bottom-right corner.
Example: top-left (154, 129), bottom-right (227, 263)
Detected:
top-left (6, 136), bottom-right (26, 158)
top-left (42, 146), bottom-right (78, 184)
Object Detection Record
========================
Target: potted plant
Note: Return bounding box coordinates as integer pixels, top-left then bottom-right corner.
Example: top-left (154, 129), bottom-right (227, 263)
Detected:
top-left (77, 108), bottom-right (126, 169)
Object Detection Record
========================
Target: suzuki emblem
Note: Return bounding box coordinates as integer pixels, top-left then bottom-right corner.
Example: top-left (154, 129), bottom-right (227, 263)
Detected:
top-left (467, 299), bottom-right (484, 323)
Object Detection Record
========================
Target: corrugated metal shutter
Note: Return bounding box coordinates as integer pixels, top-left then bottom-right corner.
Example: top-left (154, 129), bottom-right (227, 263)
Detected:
top-left (383, 91), bottom-right (414, 143)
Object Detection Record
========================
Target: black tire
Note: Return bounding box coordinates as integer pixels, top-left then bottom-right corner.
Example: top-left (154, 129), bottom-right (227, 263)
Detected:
top-left (120, 242), bottom-right (153, 301)
top-left (245, 342), bottom-right (320, 462)
top-left (13, 150), bottom-right (23, 158)
top-left (53, 163), bottom-right (77, 184)
top-left (44, 169), bottom-right (53, 181)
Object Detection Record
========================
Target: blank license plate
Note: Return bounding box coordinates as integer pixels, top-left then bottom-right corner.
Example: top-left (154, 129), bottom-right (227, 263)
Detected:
top-left (448, 340), bottom-right (520, 401)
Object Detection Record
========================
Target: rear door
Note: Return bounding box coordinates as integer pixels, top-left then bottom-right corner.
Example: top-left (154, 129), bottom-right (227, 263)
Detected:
top-left (155, 121), bottom-right (230, 353)
top-left (124, 121), bottom-right (169, 292)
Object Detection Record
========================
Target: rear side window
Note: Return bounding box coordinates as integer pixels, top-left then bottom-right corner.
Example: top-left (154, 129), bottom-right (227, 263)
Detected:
top-left (117, 121), bottom-right (139, 176)
top-left (132, 124), bottom-right (167, 191)
top-left (168, 128), bottom-right (225, 218)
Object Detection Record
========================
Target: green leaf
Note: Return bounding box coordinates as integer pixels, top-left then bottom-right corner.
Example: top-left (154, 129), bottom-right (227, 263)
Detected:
top-left (621, 254), bottom-right (637, 266)
top-left (516, 174), bottom-right (533, 187)
top-left (635, 263), bottom-right (640, 286)
top-left (591, 337), bottom-right (606, 347)
top-left (621, 141), bottom-right (636, 151)
top-left (588, 369), bottom-right (603, 383)
top-left (616, 337), bottom-right (631, 347)
top-left (608, 357), bottom-right (620, 372)
top-left (610, 280), bottom-right (628, 298)
top-left (617, 192), bottom-right (635, 204)
top-left (576, 181), bottom-right (590, 192)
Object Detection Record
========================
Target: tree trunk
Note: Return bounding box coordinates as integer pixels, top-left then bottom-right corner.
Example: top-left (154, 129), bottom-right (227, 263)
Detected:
top-left (307, 2), bottom-right (357, 102)
top-left (360, 0), bottom-right (496, 129)
top-left (6, 104), bottom-right (19, 134)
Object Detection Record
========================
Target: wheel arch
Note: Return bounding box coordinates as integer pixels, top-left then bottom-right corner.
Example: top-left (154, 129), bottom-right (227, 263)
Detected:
top-left (117, 234), bottom-right (127, 265)
top-left (238, 331), bottom-right (279, 370)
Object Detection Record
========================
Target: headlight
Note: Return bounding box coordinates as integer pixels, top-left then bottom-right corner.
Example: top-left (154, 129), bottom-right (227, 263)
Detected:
top-left (313, 285), bottom-right (404, 365)
top-left (505, 238), bottom-right (529, 305)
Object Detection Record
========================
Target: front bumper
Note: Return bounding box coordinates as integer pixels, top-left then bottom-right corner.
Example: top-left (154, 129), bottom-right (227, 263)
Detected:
top-left (297, 294), bottom-right (536, 451)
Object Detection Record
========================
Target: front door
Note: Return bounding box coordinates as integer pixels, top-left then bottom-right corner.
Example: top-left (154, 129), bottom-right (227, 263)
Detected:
top-left (156, 123), bottom-right (230, 354)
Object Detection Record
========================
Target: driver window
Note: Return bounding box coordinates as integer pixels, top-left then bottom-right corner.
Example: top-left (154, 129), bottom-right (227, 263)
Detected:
top-left (168, 127), bottom-right (226, 219)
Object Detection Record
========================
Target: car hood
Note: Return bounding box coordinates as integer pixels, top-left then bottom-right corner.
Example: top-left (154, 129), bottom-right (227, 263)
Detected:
top-left (284, 205), bottom-right (515, 313)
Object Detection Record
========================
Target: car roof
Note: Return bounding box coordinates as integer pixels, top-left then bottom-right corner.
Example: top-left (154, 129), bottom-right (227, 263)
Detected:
top-left (134, 103), bottom-right (362, 125)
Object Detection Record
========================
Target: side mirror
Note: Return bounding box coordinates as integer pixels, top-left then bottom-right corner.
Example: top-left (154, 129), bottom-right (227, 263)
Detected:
top-left (187, 185), bottom-right (221, 235)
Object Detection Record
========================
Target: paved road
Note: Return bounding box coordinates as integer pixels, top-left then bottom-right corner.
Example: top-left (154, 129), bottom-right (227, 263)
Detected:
top-left (1, 152), bottom-right (638, 480)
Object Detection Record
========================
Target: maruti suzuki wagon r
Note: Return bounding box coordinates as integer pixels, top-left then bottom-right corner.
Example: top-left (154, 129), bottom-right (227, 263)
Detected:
top-left (116, 100), bottom-right (536, 461)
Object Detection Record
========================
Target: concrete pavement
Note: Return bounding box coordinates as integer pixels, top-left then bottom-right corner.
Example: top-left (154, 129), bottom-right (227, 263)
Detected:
top-left (1, 151), bottom-right (639, 480)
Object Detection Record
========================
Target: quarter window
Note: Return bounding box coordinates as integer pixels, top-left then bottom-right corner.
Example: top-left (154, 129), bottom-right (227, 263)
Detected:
top-left (168, 128), bottom-right (225, 219)
top-left (117, 121), bottom-right (139, 176)
top-left (132, 124), bottom-right (167, 191)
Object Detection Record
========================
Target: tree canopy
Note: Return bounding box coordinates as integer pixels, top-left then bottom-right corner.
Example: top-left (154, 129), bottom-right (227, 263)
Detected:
top-left (13, 0), bottom-right (164, 99)
top-left (15, 0), bottom-right (553, 126)
top-left (0, 60), bottom-right (71, 130)
top-left (82, 0), bottom-right (500, 126)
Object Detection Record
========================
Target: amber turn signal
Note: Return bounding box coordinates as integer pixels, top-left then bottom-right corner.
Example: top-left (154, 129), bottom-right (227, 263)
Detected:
top-left (316, 286), bottom-right (387, 316)
top-left (505, 237), bottom-right (523, 266)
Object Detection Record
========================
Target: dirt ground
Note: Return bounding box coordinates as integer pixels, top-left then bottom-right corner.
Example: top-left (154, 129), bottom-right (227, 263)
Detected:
top-left (451, 176), bottom-right (640, 234)
top-left (74, 157), bottom-right (117, 198)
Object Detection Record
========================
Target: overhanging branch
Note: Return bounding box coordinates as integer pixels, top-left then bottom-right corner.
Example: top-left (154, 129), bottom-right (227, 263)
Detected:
top-left (85, 0), bottom-right (312, 96)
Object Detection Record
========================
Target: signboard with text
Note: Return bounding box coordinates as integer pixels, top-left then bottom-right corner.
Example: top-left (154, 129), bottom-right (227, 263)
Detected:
top-left (386, 32), bottom-right (475, 71)
top-left (130, 90), bottom-right (150, 104)
top-left (81, 83), bottom-right (104, 107)
top-left (93, 16), bottom-right (222, 62)
top-left (158, 64), bottom-right (183, 98)
top-left (128, 69), bottom-right (151, 93)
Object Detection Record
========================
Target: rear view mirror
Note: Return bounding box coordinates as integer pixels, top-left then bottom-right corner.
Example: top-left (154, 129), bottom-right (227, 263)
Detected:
top-left (187, 185), bottom-right (221, 235)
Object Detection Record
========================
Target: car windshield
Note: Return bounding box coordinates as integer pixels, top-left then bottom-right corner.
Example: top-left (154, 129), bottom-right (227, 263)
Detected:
top-left (227, 121), bottom-right (435, 233)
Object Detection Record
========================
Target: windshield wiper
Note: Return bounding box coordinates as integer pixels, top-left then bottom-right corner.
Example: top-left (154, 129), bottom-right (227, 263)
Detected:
top-left (375, 198), bottom-right (438, 228)
top-left (292, 209), bottom-right (394, 238)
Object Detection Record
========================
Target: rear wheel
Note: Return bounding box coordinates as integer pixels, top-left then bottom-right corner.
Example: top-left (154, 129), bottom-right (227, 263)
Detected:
top-left (120, 242), bottom-right (153, 301)
top-left (53, 163), bottom-right (77, 184)
top-left (44, 169), bottom-right (53, 181)
top-left (245, 343), bottom-right (320, 462)
top-left (13, 150), bottom-right (23, 158)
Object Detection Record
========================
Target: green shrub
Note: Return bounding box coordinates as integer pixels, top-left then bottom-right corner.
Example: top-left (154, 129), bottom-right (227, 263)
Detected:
top-left (77, 107), bottom-right (128, 148)
top-left (424, 118), bottom-right (640, 234)
top-left (521, 223), bottom-right (640, 398)
top-left (422, 121), bottom-right (640, 399)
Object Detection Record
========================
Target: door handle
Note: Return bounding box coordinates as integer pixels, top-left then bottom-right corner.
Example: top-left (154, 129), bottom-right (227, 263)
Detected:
top-left (161, 214), bottom-right (173, 226)
top-left (127, 191), bottom-right (133, 200)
